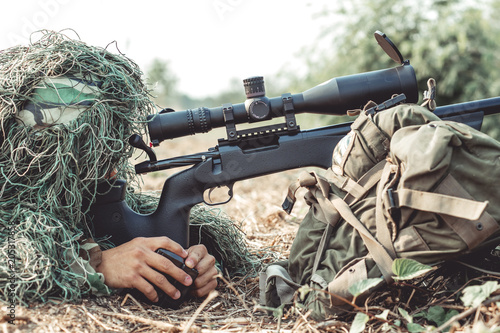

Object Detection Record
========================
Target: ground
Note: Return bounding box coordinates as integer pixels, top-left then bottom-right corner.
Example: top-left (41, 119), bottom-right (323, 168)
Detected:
top-left (1, 129), bottom-right (499, 332)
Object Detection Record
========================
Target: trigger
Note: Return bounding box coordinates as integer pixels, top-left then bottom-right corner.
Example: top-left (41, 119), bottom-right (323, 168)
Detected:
top-left (204, 185), bottom-right (233, 205)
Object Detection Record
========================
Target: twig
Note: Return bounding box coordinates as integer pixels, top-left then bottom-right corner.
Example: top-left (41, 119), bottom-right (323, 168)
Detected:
top-left (121, 293), bottom-right (147, 312)
top-left (217, 273), bottom-right (255, 321)
top-left (365, 306), bottom-right (399, 319)
top-left (294, 308), bottom-right (319, 333)
top-left (182, 290), bottom-right (219, 333)
top-left (473, 305), bottom-right (482, 327)
top-left (432, 294), bottom-right (500, 332)
top-left (315, 319), bottom-right (349, 329)
top-left (80, 305), bottom-right (114, 331)
top-left (100, 311), bottom-right (179, 331)
top-left (429, 275), bottom-right (500, 307)
top-left (406, 287), bottom-right (416, 305)
top-left (55, 323), bottom-right (71, 333)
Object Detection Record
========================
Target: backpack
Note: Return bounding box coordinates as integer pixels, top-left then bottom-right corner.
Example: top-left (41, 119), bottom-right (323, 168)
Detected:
top-left (260, 102), bottom-right (500, 320)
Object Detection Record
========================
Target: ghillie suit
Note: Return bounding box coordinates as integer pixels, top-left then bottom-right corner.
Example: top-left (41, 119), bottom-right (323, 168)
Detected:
top-left (0, 31), bottom-right (259, 306)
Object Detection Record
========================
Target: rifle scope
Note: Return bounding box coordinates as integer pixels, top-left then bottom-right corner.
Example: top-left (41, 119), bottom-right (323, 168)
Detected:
top-left (147, 63), bottom-right (418, 146)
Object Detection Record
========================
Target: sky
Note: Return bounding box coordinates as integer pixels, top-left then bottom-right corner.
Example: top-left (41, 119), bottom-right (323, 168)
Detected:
top-left (1, 0), bottom-right (334, 98)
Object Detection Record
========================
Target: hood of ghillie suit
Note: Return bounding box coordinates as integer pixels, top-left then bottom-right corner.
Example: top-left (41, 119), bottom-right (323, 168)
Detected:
top-left (0, 31), bottom-right (153, 304)
top-left (0, 31), bottom-right (261, 305)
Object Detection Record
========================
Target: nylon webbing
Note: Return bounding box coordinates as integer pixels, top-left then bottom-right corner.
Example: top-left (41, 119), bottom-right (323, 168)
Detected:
top-left (330, 195), bottom-right (395, 282)
top-left (390, 188), bottom-right (488, 221)
top-left (342, 160), bottom-right (386, 205)
top-left (434, 174), bottom-right (499, 249)
top-left (375, 162), bottom-right (398, 258)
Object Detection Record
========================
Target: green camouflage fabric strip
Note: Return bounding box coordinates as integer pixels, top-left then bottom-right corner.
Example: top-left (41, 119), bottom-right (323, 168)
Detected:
top-left (71, 238), bottom-right (113, 296)
top-left (16, 76), bottom-right (101, 128)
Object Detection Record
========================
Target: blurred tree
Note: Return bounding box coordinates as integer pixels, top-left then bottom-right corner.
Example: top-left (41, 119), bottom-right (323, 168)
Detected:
top-left (284, 0), bottom-right (500, 139)
top-left (146, 58), bottom-right (179, 107)
top-left (146, 58), bottom-right (245, 111)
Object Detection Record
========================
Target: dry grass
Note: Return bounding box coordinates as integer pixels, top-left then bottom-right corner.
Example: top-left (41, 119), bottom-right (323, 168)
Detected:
top-left (2, 129), bottom-right (500, 332)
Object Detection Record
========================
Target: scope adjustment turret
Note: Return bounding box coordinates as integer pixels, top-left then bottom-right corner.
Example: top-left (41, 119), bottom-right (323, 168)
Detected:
top-left (243, 76), bottom-right (265, 98)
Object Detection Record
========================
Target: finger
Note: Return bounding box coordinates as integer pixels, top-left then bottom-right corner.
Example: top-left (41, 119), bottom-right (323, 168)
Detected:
top-left (132, 276), bottom-right (160, 302)
top-left (193, 252), bottom-right (216, 275)
top-left (194, 265), bottom-right (218, 290)
top-left (148, 251), bottom-right (194, 287)
top-left (138, 236), bottom-right (188, 258)
top-left (142, 268), bottom-right (182, 300)
top-left (192, 277), bottom-right (218, 298)
top-left (185, 244), bottom-right (208, 268)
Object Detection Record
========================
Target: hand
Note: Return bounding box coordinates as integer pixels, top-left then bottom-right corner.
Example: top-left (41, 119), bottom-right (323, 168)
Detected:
top-left (96, 236), bottom-right (194, 302)
top-left (184, 244), bottom-right (218, 298)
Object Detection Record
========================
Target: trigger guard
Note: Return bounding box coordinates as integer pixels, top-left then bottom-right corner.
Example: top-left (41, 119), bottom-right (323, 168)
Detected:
top-left (204, 184), bottom-right (233, 206)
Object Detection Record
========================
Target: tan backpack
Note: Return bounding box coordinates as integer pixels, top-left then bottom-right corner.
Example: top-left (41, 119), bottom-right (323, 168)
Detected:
top-left (260, 103), bottom-right (500, 320)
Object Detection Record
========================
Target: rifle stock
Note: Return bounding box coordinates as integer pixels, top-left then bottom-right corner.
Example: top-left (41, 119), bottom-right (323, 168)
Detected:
top-left (89, 120), bottom-right (351, 247)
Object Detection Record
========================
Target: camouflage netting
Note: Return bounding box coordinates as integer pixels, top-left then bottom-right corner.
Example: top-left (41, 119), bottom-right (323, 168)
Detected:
top-left (0, 30), bottom-right (260, 306)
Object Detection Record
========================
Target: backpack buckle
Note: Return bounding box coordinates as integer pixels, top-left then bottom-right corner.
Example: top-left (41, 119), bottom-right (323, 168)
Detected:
top-left (386, 188), bottom-right (401, 222)
top-left (365, 93), bottom-right (407, 115)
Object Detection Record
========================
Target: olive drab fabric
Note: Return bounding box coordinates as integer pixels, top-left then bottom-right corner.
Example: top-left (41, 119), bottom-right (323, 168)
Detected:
top-left (261, 103), bottom-right (500, 320)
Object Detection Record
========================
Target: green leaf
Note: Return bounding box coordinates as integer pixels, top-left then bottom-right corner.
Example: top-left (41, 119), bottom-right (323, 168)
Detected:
top-left (375, 309), bottom-right (390, 320)
top-left (442, 310), bottom-right (459, 330)
top-left (350, 312), bottom-right (369, 333)
top-left (255, 304), bottom-right (285, 319)
top-left (398, 308), bottom-right (413, 323)
top-left (392, 258), bottom-right (434, 280)
top-left (412, 306), bottom-right (458, 332)
top-left (416, 306), bottom-right (459, 329)
top-left (426, 306), bottom-right (445, 325)
top-left (297, 285), bottom-right (312, 301)
top-left (461, 281), bottom-right (500, 307)
top-left (407, 322), bottom-right (426, 333)
top-left (348, 277), bottom-right (384, 297)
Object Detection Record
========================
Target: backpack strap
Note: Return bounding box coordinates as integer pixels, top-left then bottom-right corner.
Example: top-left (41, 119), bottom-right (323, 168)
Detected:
top-left (330, 195), bottom-right (395, 282)
top-left (434, 175), bottom-right (499, 250)
top-left (310, 171), bottom-right (395, 282)
top-left (390, 188), bottom-right (488, 220)
top-left (374, 162), bottom-right (400, 258)
top-left (394, 174), bottom-right (498, 250)
top-left (283, 165), bottom-right (397, 283)
top-left (327, 160), bottom-right (386, 205)
top-left (282, 171), bottom-right (318, 214)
